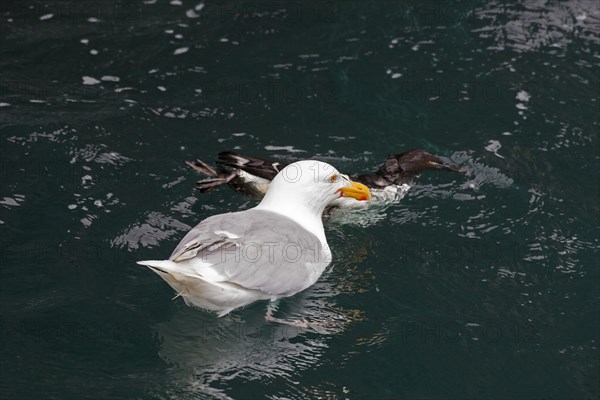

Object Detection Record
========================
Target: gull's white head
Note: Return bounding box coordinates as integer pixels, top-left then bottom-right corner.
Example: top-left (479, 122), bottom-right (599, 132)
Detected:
top-left (255, 160), bottom-right (371, 222)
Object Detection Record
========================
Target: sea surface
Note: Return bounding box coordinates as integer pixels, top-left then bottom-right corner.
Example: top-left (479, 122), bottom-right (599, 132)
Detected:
top-left (1, 1), bottom-right (599, 399)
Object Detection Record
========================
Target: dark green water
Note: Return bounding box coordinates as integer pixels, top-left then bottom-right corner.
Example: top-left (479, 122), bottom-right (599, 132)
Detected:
top-left (1, 1), bottom-right (599, 399)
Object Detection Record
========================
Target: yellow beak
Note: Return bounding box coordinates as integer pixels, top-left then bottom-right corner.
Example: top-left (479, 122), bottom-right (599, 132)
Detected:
top-left (339, 181), bottom-right (371, 201)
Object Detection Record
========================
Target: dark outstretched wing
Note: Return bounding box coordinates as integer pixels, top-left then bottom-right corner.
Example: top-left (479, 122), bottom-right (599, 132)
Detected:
top-left (185, 151), bottom-right (289, 194)
top-left (216, 151), bottom-right (288, 181)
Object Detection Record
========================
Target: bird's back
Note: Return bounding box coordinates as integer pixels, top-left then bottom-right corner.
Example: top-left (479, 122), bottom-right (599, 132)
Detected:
top-left (169, 209), bottom-right (331, 297)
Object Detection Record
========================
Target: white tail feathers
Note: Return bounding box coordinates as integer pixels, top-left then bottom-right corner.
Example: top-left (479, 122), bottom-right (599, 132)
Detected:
top-left (136, 259), bottom-right (178, 273)
top-left (136, 259), bottom-right (270, 316)
top-left (137, 260), bottom-right (193, 306)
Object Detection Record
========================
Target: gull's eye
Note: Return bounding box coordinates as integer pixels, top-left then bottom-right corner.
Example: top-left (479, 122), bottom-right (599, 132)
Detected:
top-left (329, 175), bottom-right (337, 183)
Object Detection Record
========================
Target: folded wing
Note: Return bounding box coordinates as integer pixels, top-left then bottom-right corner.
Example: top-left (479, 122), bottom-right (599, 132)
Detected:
top-left (168, 209), bottom-right (329, 297)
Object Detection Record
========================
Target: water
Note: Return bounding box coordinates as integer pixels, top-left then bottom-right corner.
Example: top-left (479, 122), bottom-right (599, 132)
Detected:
top-left (1, 1), bottom-right (599, 399)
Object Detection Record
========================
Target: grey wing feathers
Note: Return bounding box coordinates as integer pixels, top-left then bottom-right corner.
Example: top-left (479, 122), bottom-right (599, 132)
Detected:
top-left (168, 209), bottom-right (327, 296)
top-left (170, 237), bottom-right (234, 262)
top-left (169, 212), bottom-right (247, 262)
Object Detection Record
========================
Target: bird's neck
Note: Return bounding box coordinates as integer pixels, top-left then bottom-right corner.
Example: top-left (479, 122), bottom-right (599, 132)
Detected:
top-left (255, 196), bottom-right (327, 245)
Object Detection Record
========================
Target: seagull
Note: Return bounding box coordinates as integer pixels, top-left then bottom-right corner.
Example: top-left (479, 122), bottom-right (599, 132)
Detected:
top-left (186, 149), bottom-right (463, 207)
top-left (137, 160), bottom-right (371, 317)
